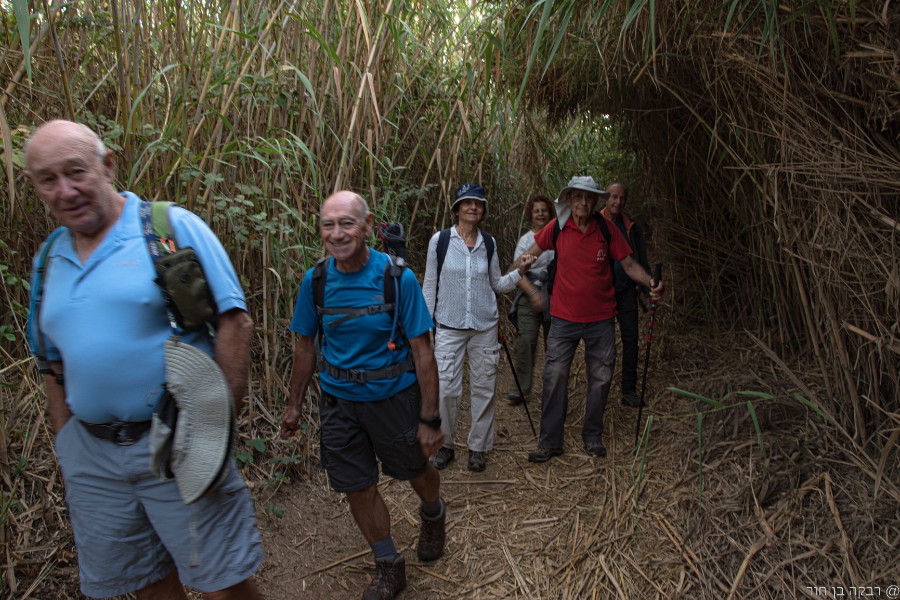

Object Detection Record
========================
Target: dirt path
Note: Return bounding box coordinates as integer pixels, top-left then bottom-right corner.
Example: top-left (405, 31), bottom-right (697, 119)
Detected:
top-left (43, 331), bottom-right (896, 598)
top-left (255, 347), bottom-right (685, 599)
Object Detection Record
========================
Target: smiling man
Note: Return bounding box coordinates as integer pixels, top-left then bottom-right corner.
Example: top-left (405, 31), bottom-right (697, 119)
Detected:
top-left (514, 176), bottom-right (663, 463)
top-left (280, 191), bottom-right (445, 600)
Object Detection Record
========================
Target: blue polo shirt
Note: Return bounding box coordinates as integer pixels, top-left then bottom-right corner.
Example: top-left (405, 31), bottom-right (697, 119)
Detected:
top-left (27, 192), bottom-right (246, 423)
top-left (291, 249), bottom-right (434, 402)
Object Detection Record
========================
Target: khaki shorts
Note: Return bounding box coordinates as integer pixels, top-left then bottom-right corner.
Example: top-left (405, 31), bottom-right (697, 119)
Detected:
top-left (54, 418), bottom-right (263, 597)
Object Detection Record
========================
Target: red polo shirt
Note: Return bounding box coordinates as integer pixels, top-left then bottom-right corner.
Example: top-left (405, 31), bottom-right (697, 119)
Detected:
top-left (535, 216), bottom-right (633, 322)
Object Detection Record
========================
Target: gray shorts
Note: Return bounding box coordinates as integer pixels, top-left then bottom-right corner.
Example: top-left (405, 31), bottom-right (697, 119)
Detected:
top-left (320, 382), bottom-right (428, 493)
top-left (54, 418), bottom-right (263, 598)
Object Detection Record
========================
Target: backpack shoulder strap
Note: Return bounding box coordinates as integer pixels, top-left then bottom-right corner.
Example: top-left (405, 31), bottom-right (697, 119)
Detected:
top-left (481, 232), bottom-right (495, 266)
top-left (312, 257), bottom-right (330, 313)
top-left (384, 255), bottom-right (405, 305)
top-left (151, 201), bottom-right (177, 253)
top-left (594, 213), bottom-right (612, 247)
top-left (384, 256), bottom-right (406, 350)
top-left (434, 228), bottom-right (451, 308)
top-left (141, 201), bottom-right (178, 261)
top-left (436, 228), bottom-right (451, 278)
top-left (28, 227), bottom-right (66, 375)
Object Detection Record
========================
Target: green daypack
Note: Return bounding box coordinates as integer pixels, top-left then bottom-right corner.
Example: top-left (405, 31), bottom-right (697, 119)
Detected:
top-left (140, 201), bottom-right (218, 332)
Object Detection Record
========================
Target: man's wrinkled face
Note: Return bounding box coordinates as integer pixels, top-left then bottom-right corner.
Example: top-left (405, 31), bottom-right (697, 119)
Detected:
top-left (567, 189), bottom-right (598, 219)
top-left (605, 184), bottom-right (626, 218)
top-left (320, 194), bottom-right (372, 266)
top-left (25, 123), bottom-right (116, 236)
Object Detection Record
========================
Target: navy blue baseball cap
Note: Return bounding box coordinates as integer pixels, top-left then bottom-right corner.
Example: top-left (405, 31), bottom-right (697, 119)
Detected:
top-left (452, 183), bottom-right (488, 213)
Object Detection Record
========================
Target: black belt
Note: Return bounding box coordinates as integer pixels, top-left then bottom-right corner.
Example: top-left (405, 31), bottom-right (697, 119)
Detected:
top-left (80, 420), bottom-right (152, 445)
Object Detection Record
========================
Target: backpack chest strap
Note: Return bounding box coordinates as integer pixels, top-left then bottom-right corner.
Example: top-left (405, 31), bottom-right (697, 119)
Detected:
top-left (318, 303), bottom-right (396, 327)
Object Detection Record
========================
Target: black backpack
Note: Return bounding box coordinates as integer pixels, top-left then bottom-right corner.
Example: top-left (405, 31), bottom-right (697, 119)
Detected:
top-left (545, 213), bottom-right (612, 295)
top-left (433, 227), bottom-right (495, 308)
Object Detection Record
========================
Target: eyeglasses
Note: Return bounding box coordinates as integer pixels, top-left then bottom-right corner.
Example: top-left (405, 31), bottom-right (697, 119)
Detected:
top-left (568, 191), bottom-right (595, 204)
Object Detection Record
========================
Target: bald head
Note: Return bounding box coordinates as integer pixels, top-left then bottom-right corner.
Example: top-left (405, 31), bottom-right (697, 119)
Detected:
top-left (321, 191), bottom-right (370, 221)
top-left (24, 119), bottom-right (123, 243)
top-left (24, 120), bottom-right (106, 171)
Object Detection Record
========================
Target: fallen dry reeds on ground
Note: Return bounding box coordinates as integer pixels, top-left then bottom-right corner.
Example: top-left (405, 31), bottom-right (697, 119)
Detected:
top-left (258, 331), bottom-right (898, 599)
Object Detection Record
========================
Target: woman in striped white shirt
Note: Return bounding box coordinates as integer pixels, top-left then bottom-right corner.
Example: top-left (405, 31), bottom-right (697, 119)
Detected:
top-left (422, 183), bottom-right (534, 472)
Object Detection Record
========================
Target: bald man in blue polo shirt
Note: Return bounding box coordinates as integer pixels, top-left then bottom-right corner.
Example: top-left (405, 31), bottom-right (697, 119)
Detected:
top-left (25, 120), bottom-right (263, 599)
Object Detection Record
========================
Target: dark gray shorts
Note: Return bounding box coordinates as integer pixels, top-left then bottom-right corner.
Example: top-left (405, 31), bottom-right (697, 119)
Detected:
top-left (320, 382), bottom-right (428, 493)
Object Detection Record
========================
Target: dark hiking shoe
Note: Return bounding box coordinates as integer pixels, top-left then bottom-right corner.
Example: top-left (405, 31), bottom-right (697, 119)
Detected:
top-left (431, 447), bottom-right (454, 470)
top-left (527, 447), bottom-right (563, 463)
top-left (505, 392), bottom-right (523, 406)
top-left (468, 450), bottom-right (486, 472)
top-left (620, 391), bottom-right (644, 408)
top-left (361, 555), bottom-right (406, 600)
top-left (585, 442), bottom-right (607, 458)
top-left (417, 498), bottom-right (446, 562)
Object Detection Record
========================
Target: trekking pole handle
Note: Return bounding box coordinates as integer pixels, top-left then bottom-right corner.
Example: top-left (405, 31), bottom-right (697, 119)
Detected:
top-left (653, 262), bottom-right (663, 287)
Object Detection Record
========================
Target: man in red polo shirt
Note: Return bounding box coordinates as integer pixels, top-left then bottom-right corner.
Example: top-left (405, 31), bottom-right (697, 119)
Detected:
top-left (514, 176), bottom-right (664, 462)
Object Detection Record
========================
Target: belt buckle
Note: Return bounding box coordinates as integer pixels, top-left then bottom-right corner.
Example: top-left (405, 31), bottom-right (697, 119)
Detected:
top-left (112, 422), bottom-right (138, 446)
top-left (346, 369), bottom-right (367, 383)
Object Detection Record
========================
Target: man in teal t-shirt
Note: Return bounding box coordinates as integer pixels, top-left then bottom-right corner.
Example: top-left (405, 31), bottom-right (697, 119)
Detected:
top-left (280, 191), bottom-right (446, 600)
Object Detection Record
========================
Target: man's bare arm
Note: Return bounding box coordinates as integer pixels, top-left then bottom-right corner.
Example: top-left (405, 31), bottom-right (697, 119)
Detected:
top-left (214, 308), bottom-right (254, 414)
top-left (409, 332), bottom-right (443, 457)
top-left (510, 243), bottom-right (543, 272)
top-left (279, 334), bottom-right (317, 439)
top-left (44, 361), bottom-right (71, 435)
top-left (620, 255), bottom-right (664, 299)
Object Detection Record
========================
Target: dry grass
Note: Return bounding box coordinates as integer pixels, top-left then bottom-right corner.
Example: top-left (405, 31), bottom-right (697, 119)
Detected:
top-left (1, 0), bottom-right (898, 597)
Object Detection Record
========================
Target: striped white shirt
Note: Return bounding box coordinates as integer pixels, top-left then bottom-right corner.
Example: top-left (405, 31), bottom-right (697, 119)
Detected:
top-left (422, 227), bottom-right (521, 330)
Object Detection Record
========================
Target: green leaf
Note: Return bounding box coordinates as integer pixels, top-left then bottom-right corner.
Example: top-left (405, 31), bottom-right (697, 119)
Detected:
top-left (732, 390), bottom-right (774, 400)
top-left (746, 401), bottom-right (766, 459)
top-left (251, 438), bottom-right (266, 453)
top-left (13, 0), bottom-right (32, 82)
top-left (666, 386), bottom-right (724, 409)
top-left (792, 393), bottom-right (831, 424)
top-left (513, 0), bottom-right (555, 114)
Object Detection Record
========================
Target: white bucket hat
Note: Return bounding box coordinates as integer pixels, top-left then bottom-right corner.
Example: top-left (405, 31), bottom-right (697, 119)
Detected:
top-left (554, 175), bottom-right (610, 228)
top-left (149, 338), bottom-right (233, 504)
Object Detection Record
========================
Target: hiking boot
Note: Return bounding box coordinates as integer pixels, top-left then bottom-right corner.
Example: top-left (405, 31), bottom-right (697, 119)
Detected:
top-left (505, 392), bottom-right (523, 406)
top-left (584, 441), bottom-right (607, 458)
top-left (417, 498), bottom-right (446, 562)
top-left (527, 446), bottom-right (563, 463)
top-left (431, 447), bottom-right (454, 470)
top-left (620, 391), bottom-right (644, 408)
top-left (468, 450), bottom-right (486, 472)
top-left (361, 555), bottom-right (406, 600)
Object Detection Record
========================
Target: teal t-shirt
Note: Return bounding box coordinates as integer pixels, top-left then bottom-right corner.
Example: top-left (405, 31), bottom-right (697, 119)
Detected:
top-left (290, 249), bottom-right (433, 401)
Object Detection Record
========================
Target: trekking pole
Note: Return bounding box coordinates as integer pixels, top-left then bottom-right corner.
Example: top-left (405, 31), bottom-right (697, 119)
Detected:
top-left (635, 263), bottom-right (663, 447)
top-left (498, 329), bottom-right (536, 436)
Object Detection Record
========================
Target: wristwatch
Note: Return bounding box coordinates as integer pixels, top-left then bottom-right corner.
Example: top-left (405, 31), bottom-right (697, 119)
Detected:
top-left (419, 415), bottom-right (442, 430)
